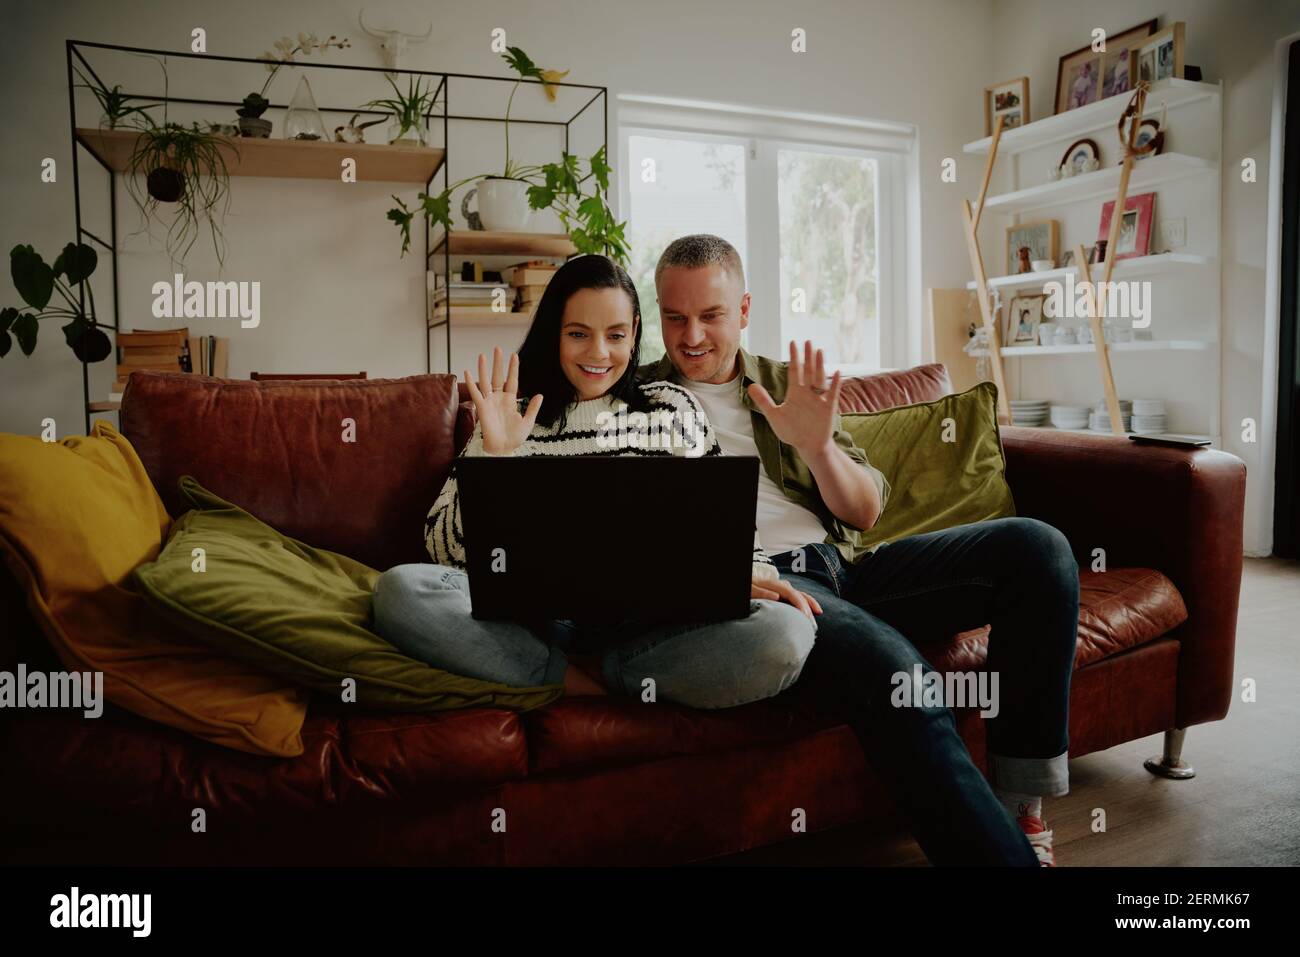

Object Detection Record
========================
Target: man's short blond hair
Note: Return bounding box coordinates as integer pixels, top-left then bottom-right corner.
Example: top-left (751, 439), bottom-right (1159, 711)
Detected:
top-left (654, 234), bottom-right (746, 290)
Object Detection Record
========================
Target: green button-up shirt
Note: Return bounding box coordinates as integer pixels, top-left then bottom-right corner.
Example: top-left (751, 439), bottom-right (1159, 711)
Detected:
top-left (639, 348), bottom-right (891, 563)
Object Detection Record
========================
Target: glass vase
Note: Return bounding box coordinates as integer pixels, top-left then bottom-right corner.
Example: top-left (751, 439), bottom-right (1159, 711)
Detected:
top-left (283, 75), bottom-right (329, 141)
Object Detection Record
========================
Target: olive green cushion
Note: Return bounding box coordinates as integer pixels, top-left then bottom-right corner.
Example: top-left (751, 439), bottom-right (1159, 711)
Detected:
top-left (841, 381), bottom-right (1016, 556)
top-left (131, 476), bottom-right (563, 712)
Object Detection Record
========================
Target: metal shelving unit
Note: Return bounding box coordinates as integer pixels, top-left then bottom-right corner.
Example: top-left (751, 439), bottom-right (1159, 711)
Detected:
top-left (65, 39), bottom-right (608, 432)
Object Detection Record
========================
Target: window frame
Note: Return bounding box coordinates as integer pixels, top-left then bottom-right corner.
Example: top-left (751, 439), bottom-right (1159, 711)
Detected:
top-left (616, 94), bottom-right (917, 373)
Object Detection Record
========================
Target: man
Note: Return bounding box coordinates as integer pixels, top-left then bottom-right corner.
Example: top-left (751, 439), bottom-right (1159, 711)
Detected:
top-left (639, 234), bottom-right (1079, 866)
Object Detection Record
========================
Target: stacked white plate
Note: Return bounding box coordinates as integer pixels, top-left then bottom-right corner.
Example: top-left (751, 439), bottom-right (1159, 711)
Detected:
top-left (1009, 399), bottom-right (1049, 426)
top-left (1049, 404), bottom-right (1090, 429)
top-left (1130, 398), bottom-right (1167, 434)
top-left (1090, 397), bottom-right (1132, 431)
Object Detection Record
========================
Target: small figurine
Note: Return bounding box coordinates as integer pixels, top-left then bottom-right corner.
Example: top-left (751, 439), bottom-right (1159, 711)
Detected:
top-left (333, 112), bottom-right (386, 143)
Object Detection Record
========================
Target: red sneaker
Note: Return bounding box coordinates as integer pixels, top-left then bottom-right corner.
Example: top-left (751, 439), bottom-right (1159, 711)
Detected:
top-left (1017, 813), bottom-right (1056, 867)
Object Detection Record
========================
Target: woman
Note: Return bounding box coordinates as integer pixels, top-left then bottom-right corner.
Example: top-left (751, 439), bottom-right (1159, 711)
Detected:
top-left (373, 254), bottom-right (820, 708)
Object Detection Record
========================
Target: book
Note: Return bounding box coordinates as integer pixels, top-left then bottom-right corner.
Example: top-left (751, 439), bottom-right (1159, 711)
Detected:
top-left (508, 267), bottom-right (559, 288)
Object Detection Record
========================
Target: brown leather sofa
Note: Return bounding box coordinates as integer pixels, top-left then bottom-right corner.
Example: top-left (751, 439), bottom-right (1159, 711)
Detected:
top-left (0, 364), bottom-right (1247, 865)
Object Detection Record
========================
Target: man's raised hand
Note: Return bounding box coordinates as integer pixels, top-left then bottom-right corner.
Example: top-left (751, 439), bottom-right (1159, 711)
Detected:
top-left (463, 346), bottom-right (544, 456)
top-left (746, 340), bottom-right (843, 457)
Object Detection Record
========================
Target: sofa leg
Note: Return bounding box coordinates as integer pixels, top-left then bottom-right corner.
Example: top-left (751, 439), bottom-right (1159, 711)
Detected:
top-left (1143, 728), bottom-right (1196, 779)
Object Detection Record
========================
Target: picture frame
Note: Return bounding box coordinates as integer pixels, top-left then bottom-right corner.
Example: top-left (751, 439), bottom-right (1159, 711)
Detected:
top-left (1055, 19), bottom-right (1158, 114)
top-left (1006, 294), bottom-right (1046, 345)
top-left (985, 77), bottom-right (1030, 136)
top-left (1130, 118), bottom-right (1164, 161)
top-left (1133, 22), bottom-right (1185, 85)
top-left (1098, 191), bottom-right (1156, 261)
top-left (1005, 219), bottom-right (1060, 275)
top-left (1060, 138), bottom-right (1101, 174)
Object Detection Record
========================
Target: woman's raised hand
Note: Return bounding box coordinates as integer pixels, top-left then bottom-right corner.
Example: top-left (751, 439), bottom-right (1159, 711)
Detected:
top-left (463, 346), bottom-right (544, 456)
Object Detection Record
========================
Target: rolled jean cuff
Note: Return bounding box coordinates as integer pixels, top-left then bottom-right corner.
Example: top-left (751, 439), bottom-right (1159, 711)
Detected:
top-left (988, 748), bottom-right (1069, 797)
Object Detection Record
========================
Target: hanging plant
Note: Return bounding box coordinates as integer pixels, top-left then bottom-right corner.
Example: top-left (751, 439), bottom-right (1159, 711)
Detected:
top-left (124, 121), bottom-right (238, 267)
top-left (1, 243), bottom-right (107, 362)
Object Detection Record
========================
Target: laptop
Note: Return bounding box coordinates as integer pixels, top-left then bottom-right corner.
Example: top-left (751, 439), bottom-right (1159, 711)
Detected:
top-left (455, 456), bottom-right (761, 624)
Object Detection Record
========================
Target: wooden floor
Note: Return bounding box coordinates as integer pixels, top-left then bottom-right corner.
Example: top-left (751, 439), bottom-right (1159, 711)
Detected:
top-left (706, 557), bottom-right (1300, 866)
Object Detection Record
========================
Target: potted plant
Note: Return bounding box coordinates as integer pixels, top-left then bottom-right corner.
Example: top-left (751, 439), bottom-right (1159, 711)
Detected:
top-left (74, 64), bottom-right (163, 130)
top-left (360, 72), bottom-right (441, 146)
top-left (124, 121), bottom-right (237, 267)
top-left (240, 32), bottom-right (350, 137)
top-left (1, 243), bottom-right (107, 362)
top-left (384, 46), bottom-right (626, 260)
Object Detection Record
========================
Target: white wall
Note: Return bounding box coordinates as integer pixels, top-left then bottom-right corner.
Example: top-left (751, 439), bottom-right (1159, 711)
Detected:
top-left (0, 0), bottom-right (991, 435)
top-left (1, 0), bottom-right (1291, 554)
top-left (989, 0), bottom-right (1300, 556)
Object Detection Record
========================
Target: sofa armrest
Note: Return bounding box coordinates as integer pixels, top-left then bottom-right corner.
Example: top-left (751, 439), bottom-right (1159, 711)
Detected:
top-left (1000, 427), bottom-right (1246, 730)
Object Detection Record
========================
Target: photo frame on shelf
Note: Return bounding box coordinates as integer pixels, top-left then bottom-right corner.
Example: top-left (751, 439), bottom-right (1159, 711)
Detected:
top-left (1134, 22), bottom-right (1185, 85)
top-left (985, 77), bottom-right (1030, 136)
top-left (1060, 137), bottom-right (1101, 174)
top-left (1055, 19), bottom-right (1158, 114)
top-left (1005, 219), bottom-right (1059, 275)
top-left (1098, 191), bottom-right (1156, 261)
top-left (1006, 294), bottom-right (1046, 345)
top-left (1131, 118), bottom-right (1165, 161)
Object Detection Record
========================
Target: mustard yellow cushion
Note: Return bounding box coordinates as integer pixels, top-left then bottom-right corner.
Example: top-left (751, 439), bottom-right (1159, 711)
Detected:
top-left (0, 420), bottom-right (308, 756)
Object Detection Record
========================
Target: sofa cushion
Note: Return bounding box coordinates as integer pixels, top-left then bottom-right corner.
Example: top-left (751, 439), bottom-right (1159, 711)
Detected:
top-left (840, 381), bottom-right (1015, 553)
top-left (132, 476), bottom-right (565, 712)
top-left (120, 371), bottom-right (461, 571)
top-left (0, 421), bottom-right (308, 757)
top-left (838, 362), bottom-right (953, 412)
top-left (924, 568), bottom-right (1189, 672)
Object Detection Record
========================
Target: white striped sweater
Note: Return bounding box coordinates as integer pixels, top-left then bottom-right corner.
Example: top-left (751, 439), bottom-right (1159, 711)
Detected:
top-left (425, 380), bottom-right (780, 581)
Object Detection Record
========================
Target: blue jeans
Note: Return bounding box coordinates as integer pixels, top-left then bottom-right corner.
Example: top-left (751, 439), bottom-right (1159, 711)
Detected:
top-left (372, 564), bottom-right (818, 709)
top-left (768, 517), bottom-right (1079, 866)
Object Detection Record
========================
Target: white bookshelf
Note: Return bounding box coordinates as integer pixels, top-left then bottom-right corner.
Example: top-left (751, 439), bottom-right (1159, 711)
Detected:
top-left (1000, 338), bottom-right (1210, 356)
top-left (968, 251), bottom-right (1211, 292)
top-left (961, 80), bottom-right (1223, 440)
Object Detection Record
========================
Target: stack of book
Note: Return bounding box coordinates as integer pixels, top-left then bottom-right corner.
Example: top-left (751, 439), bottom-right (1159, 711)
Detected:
top-left (507, 261), bottom-right (559, 313)
top-left (108, 328), bottom-right (228, 403)
top-left (111, 328), bottom-right (189, 402)
top-left (429, 275), bottom-right (517, 321)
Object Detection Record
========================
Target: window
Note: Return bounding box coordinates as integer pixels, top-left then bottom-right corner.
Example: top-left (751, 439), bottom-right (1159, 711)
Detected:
top-left (624, 133), bottom-right (749, 363)
top-left (618, 95), bottom-right (914, 372)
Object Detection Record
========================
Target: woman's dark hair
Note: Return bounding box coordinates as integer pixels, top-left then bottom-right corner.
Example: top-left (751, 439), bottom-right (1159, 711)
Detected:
top-left (517, 254), bottom-right (653, 430)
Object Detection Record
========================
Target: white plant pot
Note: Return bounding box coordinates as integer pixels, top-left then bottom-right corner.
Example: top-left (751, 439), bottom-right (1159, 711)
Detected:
top-left (476, 177), bottom-right (534, 232)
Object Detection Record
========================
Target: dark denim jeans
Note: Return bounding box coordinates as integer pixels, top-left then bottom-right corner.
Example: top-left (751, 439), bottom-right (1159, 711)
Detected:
top-left (769, 516), bottom-right (1079, 866)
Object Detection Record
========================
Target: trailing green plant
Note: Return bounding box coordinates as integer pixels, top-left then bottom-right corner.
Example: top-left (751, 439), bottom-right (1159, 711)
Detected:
top-left (124, 120), bottom-right (238, 268)
top-left (360, 72), bottom-right (442, 142)
top-left (74, 65), bottom-right (162, 130)
top-left (1, 243), bottom-right (108, 362)
top-left (382, 45), bottom-right (625, 265)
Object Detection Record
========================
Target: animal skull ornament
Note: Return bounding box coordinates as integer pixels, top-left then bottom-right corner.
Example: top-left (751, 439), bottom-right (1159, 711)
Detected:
top-left (358, 9), bottom-right (432, 73)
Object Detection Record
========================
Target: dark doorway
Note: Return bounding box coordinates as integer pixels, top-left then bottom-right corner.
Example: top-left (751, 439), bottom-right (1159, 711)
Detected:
top-left (1274, 38), bottom-right (1300, 558)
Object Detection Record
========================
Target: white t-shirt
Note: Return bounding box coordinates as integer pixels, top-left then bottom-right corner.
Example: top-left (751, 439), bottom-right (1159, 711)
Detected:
top-left (681, 375), bottom-right (830, 556)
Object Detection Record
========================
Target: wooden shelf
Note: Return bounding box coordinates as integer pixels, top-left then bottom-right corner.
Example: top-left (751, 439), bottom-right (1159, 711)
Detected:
top-left (963, 79), bottom-right (1222, 156)
top-left (428, 308), bottom-right (536, 328)
top-left (87, 400), bottom-right (121, 412)
top-left (983, 152), bottom-right (1217, 214)
top-left (1000, 339), bottom-right (1211, 356)
top-left (969, 252), bottom-right (1212, 291)
top-left (75, 128), bottom-right (445, 184)
top-left (431, 229), bottom-right (577, 258)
